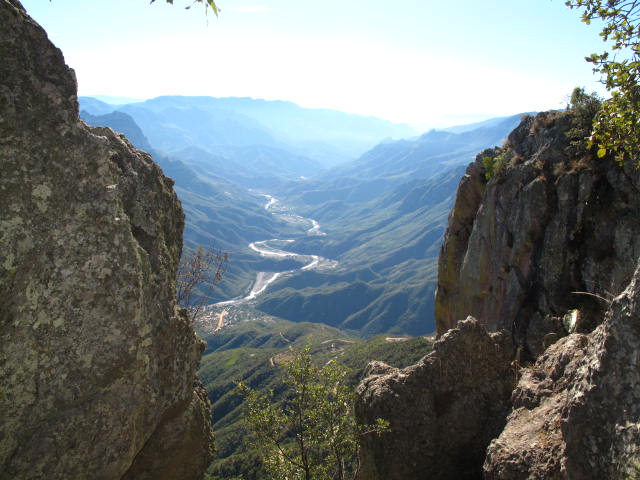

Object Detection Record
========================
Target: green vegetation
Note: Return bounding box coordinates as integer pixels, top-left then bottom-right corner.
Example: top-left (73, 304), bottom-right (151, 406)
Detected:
top-left (569, 86), bottom-right (603, 123)
top-left (256, 166), bottom-right (465, 336)
top-left (565, 0), bottom-right (640, 164)
top-left (175, 183), bottom-right (306, 302)
top-left (482, 148), bottom-right (511, 180)
top-left (566, 87), bottom-right (604, 157)
top-left (198, 319), bottom-right (432, 480)
top-left (239, 346), bottom-right (389, 480)
top-left (254, 117), bottom-right (522, 336)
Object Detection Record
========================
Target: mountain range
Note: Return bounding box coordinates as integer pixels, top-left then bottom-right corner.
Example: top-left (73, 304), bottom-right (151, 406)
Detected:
top-left (79, 95), bottom-right (416, 172)
top-left (80, 95), bottom-right (526, 334)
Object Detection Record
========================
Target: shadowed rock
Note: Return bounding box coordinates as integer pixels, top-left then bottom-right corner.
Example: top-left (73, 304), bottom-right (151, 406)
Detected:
top-left (435, 111), bottom-right (640, 357)
top-left (484, 264), bottom-right (640, 479)
top-left (355, 318), bottom-right (514, 480)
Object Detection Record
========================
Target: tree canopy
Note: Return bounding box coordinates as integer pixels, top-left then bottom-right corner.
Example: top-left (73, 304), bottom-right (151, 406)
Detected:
top-left (238, 346), bottom-right (389, 480)
top-left (565, 0), bottom-right (640, 164)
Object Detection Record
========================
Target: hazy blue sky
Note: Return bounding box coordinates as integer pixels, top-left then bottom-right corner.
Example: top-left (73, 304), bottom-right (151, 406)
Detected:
top-left (21, 0), bottom-right (608, 128)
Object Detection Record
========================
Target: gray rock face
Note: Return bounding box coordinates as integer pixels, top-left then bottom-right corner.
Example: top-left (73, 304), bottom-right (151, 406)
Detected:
top-left (435, 112), bottom-right (640, 356)
top-left (484, 264), bottom-right (640, 479)
top-left (356, 110), bottom-right (640, 479)
top-left (0, 1), bottom-right (213, 479)
top-left (355, 318), bottom-right (514, 480)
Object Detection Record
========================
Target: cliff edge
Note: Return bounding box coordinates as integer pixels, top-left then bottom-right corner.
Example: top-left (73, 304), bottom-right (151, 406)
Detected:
top-left (356, 110), bottom-right (640, 479)
top-left (435, 111), bottom-right (640, 357)
top-left (0, 1), bottom-right (214, 479)
top-left (356, 318), bottom-right (515, 479)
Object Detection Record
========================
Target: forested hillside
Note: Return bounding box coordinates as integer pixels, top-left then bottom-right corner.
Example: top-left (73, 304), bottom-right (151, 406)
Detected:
top-left (83, 101), bottom-right (520, 334)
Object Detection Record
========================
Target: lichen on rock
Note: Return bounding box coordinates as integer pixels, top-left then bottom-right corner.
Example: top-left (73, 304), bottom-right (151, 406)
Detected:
top-left (0, 1), bottom-right (214, 478)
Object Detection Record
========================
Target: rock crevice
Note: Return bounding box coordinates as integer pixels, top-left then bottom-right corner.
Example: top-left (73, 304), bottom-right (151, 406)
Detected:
top-left (485, 264), bottom-right (640, 479)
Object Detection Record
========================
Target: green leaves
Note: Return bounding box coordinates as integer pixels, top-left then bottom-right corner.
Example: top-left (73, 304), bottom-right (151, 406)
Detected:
top-left (482, 148), bottom-right (511, 181)
top-left (239, 345), bottom-right (389, 480)
top-left (565, 0), bottom-right (640, 165)
top-left (205, 0), bottom-right (220, 16)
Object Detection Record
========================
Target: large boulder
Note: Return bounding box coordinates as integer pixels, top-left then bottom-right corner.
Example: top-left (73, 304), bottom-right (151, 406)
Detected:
top-left (0, 1), bottom-right (214, 478)
top-left (484, 263), bottom-right (640, 479)
top-left (355, 318), bottom-right (514, 480)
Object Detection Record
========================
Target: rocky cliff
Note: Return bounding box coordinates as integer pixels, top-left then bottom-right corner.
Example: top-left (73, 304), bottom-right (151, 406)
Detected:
top-left (356, 111), bottom-right (640, 479)
top-left (435, 111), bottom-right (640, 357)
top-left (484, 264), bottom-right (640, 478)
top-left (0, 1), bottom-right (214, 479)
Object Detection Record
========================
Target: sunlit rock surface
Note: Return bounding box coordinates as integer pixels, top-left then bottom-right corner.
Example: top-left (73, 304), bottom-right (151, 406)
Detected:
top-left (435, 112), bottom-right (640, 357)
top-left (0, 1), bottom-right (214, 478)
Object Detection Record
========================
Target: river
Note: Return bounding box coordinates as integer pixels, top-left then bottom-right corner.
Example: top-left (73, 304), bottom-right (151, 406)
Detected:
top-left (214, 195), bottom-right (334, 307)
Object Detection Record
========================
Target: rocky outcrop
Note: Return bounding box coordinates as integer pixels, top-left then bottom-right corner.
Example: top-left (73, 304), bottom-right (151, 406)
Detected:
top-left (435, 111), bottom-right (640, 356)
top-left (356, 110), bottom-right (640, 479)
top-left (0, 1), bottom-right (214, 479)
top-left (484, 263), bottom-right (640, 479)
top-left (355, 318), bottom-right (515, 480)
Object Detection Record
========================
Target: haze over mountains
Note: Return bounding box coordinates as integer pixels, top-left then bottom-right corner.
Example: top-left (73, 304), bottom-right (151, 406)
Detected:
top-left (80, 95), bottom-right (525, 334)
top-left (13, 2), bottom-right (640, 479)
top-left (80, 95), bottom-right (417, 171)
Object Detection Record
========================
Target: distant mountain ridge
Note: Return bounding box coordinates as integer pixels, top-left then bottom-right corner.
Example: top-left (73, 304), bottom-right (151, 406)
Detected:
top-left (80, 110), bottom-right (153, 152)
top-left (276, 113), bottom-right (526, 211)
top-left (79, 95), bottom-right (417, 171)
top-left (440, 112), bottom-right (535, 134)
top-left (334, 113), bottom-right (526, 181)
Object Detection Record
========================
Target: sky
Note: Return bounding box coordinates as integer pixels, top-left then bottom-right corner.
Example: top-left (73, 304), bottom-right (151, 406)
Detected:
top-left (21, 0), bottom-right (609, 129)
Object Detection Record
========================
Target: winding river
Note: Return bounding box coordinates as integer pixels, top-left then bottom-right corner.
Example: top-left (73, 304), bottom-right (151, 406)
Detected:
top-left (214, 195), bottom-right (334, 307)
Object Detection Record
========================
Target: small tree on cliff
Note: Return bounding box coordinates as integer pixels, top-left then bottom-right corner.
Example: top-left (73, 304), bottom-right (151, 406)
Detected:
top-left (176, 245), bottom-right (228, 324)
top-left (565, 0), bottom-right (640, 164)
top-left (238, 346), bottom-right (389, 480)
top-left (566, 87), bottom-right (604, 157)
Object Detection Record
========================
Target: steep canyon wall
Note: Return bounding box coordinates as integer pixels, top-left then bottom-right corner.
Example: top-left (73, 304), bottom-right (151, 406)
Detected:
top-left (356, 111), bottom-right (640, 479)
top-left (435, 112), bottom-right (640, 357)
